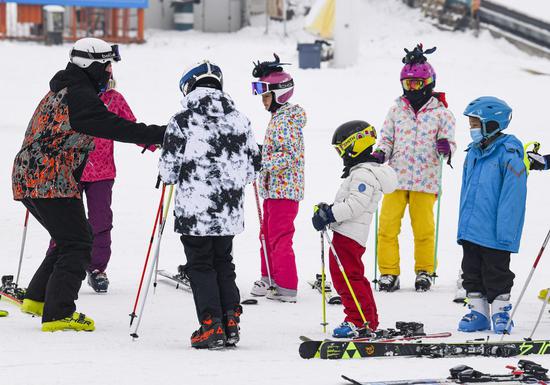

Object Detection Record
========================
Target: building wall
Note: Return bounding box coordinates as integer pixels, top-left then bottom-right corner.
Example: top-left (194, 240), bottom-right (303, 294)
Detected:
top-left (145, 0), bottom-right (174, 30)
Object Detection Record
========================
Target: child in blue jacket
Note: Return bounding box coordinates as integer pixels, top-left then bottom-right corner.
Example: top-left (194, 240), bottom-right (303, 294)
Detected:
top-left (457, 96), bottom-right (527, 335)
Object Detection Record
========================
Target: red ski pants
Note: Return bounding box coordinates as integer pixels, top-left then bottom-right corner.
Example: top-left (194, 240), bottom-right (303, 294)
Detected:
top-left (329, 232), bottom-right (379, 330)
top-left (260, 199), bottom-right (299, 290)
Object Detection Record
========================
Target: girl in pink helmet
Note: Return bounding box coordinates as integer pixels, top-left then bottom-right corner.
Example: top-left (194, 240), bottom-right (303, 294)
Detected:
top-left (250, 54), bottom-right (307, 302)
top-left (372, 44), bottom-right (456, 292)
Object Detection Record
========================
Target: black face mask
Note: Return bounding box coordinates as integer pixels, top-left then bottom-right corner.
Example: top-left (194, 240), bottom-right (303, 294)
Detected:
top-left (404, 83), bottom-right (434, 113)
top-left (84, 61), bottom-right (111, 93)
top-left (341, 148), bottom-right (377, 178)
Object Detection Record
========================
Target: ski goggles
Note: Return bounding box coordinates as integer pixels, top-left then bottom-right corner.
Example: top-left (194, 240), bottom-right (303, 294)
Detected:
top-left (70, 44), bottom-right (121, 62)
top-left (251, 79), bottom-right (294, 95)
top-left (401, 77), bottom-right (434, 91)
top-left (333, 125), bottom-right (377, 158)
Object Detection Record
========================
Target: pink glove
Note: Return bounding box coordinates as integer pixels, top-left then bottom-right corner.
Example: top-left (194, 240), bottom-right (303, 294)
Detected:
top-left (371, 150), bottom-right (385, 163)
top-left (436, 139), bottom-right (451, 156)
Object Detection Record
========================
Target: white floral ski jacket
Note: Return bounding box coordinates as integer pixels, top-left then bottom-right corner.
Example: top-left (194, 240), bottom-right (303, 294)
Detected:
top-left (377, 95), bottom-right (456, 194)
top-left (259, 103), bottom-right (306, 201)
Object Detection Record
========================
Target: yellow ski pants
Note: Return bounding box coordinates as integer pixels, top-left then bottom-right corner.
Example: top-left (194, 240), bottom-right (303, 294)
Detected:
top-left (377, 190), bottom-right (437, 276)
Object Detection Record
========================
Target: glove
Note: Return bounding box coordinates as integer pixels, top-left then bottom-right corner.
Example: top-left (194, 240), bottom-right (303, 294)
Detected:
top-left (436, 138), bottom-right (451, 156)
top-left (371, 149), bottom-right (385, 164)
top-left (312, 203), bottom-right (336, 231)
top-left (252, 143), bottom-right (263, 172)
top-left (528, 151), bottom-right (547, 171)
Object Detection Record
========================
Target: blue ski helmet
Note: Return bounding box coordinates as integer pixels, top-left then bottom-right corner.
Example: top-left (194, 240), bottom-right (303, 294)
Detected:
top-left (463, 96), bottom-right (512, 138)
top-left (179, 60), bottom-right (223, 96)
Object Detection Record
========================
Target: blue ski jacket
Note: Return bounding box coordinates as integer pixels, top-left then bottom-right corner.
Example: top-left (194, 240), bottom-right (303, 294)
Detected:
top-left (457, 134), bottom-right (527, 253)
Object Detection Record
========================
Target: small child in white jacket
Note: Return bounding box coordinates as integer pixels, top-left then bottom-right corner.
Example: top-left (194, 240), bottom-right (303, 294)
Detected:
top-left (312, 121), bottom-right (397, 338)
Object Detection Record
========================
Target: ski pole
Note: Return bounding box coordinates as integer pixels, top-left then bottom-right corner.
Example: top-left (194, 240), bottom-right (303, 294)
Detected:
top-left (432, 155), bottom-right (444, 284)
top-left (528, 288), bottom-right (550, 339)
top-left (373, 208), bottom-right (379, 291)
top-left (320, 232), bottom-right (327, 333)
top-left (323, 228), bottom-right (367, 326)
top-left (501, 228), bottom-right (550, 340)
top-left (153, 194), bottom-right (165, 293)
top-left (130, 184), bottom-right (166, 326)
top-left (253, 180), bottom-right (273, 288)
top-left (131, 185), bottom-right (174, 339)
top-left (15, 209), bottom-right (30, 287)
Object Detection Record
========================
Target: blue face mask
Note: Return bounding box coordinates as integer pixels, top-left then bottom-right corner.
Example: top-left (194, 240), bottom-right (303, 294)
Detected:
top-left (470, 128), bottom-right (484, 143)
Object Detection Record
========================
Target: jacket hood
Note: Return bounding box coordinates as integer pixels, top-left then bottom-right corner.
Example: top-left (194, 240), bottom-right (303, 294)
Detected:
top-left (181, 87), bottom-right (236, 117)
top-left (353, 163), bottom-right (398, 194)
top-left (273, 103), bottom-right (307, 126)
top-left (49, 62), bottom-right (94, 93)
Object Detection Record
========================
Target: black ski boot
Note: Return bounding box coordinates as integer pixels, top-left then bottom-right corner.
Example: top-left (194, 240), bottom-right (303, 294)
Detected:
top-left (191, 316), bottom-right (226, 350)
top-left (224, 305), bottom-right (242, 346)
top-left (87, 270), bottom-right (109, 293)
top-left (415, 271), bottom-right (432, 292)
top-left (378, 275), bottom-right (400, 292)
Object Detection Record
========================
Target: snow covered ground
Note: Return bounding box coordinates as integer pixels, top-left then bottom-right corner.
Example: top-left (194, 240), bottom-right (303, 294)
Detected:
top-left (1, 1), bottom-right (550, 384)
top-left (490, 0), bottom-right (550, 24)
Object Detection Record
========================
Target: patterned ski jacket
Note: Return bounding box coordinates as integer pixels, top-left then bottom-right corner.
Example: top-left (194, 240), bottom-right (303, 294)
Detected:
top-left (259, 103), bottom-right (306, 201)
top-left (330, 162), bottom-right (398, 246)
top-left (12, 63), bottom-right (165, 200)
top-left (457, 134), bottom-right (527, 253)
top-left (158, 88), bottom-right (260, 236)
top-left (377, 95), bottom-right (456, 194)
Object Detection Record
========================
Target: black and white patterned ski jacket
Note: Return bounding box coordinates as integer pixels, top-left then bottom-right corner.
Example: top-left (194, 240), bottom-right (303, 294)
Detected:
top-left (159, 87), bottom-right (260, 236)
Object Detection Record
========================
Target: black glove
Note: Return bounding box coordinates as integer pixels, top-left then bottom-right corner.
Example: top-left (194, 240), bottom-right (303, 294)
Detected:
top-left (528, 151), bottom-right (547, 171)
top-left (252, 143), bottom-right (263, 172)
top-left (312, 203), bottom-right (336, 231)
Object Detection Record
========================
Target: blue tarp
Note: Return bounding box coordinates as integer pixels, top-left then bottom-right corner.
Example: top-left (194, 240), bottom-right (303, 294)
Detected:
top-left (7, 0), bottom-right (149, 8)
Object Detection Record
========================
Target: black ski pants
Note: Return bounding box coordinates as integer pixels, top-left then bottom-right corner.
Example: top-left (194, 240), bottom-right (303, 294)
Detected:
top-left (180, 235), bottom-right (240, 322)
top-left (22, 198), bottom-right (92, 322)
top-left (460, 240), bottom-right (515, 303)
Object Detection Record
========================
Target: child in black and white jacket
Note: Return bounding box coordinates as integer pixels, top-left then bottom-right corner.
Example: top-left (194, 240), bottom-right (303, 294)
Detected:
top-left (159, 61), bottom-right (260, 350)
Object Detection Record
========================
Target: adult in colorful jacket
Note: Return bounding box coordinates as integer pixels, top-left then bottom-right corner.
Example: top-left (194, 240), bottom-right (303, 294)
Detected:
top-left (44, 75), bottom-right (156, 294)
top-left (373, 44), bottom-right (456, 292)
top-left (11, 38), bottom-right (166, 332)
top-left (457, 96), bottom-right (527, 335)
top-left (250, 54), bottom-right (306, 303)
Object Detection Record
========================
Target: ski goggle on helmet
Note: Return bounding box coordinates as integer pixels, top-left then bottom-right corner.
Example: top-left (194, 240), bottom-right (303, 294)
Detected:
top-left (333, 125), bottom-right (377, 158)
top-left (401, 76), bottom-right (434, 91)
top-left (251, 79), bottom-right (294, 96)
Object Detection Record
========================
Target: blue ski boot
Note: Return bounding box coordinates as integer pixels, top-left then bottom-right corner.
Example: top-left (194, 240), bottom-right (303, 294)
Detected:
top-left (333, 322), bottom-right (371, 338)
top-left (458, 293), bottom-right (491, 332)
top-left (492, 294), bottom-right (514, 335)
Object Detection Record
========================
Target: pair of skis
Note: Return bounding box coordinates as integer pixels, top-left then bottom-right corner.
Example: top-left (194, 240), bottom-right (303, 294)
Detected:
top-left (342, 359), bottom-right (549, 385)
top-left (299, 337), bottom-right (550, 359)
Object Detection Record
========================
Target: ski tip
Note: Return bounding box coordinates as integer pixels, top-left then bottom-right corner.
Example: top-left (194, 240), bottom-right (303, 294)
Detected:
top-left (341, 375), bottom-right (361, 385)
top-left (241, 298), bottom-right (258, 305)
top-left (0, 309), bottom-right (8, 317)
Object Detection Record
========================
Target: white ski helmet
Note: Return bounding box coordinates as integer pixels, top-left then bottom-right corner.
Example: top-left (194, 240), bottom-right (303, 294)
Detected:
top-left (69, 37), bottom-right (121, 69)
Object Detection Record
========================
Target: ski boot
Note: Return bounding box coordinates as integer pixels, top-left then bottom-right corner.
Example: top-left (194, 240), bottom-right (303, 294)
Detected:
top-left (21, 298), bottom-right (44, 316)
top-left (332, 321), bottom-right (371, 338)
top-left (191, 315), bottom-right (226, 349)
top-left (454, 272), bottom-right (467, 303)
top-left (87, 270), bottom-right (109, 293)
top-left (414, 271), bottom-right (432, 292)
top-left (250, 277), bottom-right (270, 297)
top-left (266, 285), bottom-right (297, 303)
top-left (42, 312), bottom-right (95, 332)
top-left (224, 305), bottom-right (242, 346)
top-left (458, 292), bottom-right (491, 332)
top-left (378, 275), bottom-right (400, 292)
top-left (492, 294), bottom-right (513, 334)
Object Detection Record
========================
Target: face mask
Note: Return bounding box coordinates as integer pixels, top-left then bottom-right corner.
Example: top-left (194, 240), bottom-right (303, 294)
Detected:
top-left (470, 128), bottom-right (484, 143)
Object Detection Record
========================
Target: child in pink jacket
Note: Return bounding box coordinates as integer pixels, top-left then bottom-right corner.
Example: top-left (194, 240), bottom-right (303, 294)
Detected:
top-left (46, 76), bottom-right (154, 293)
top-left (250, 55), bottom-right (306, 302)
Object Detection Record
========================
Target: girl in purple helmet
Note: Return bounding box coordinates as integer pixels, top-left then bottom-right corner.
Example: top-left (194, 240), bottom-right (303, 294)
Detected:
top-left (372, 44), bottom-right (456, 292)
top-left (250, 54), bottom-right (307, 303)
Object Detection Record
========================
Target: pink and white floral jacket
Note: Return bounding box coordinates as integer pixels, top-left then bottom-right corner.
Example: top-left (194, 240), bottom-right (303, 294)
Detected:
top-left (377, 95), bottom-right (456, 194)
top-left (259, 103), bottom-right (306, 201)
